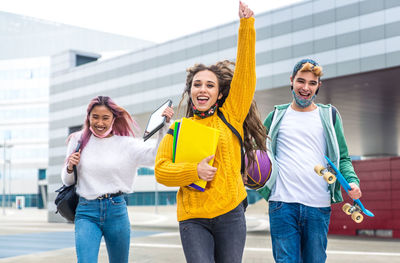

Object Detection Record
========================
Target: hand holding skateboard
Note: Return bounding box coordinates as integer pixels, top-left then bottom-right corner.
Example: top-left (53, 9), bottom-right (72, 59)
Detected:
top-left (314, 156), bottom-right (374, 223)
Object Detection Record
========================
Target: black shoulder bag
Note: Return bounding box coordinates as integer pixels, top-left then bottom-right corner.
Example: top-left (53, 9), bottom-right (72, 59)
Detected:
top-left (55, 141), bottom-right (81, 222)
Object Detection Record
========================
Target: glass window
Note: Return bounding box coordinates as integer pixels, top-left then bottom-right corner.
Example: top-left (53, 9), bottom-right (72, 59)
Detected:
top-left (137, 167), bottom-right (155, 176)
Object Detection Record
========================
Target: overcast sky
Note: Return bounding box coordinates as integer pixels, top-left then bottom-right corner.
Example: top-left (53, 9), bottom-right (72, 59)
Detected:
top-left (1, 0), bottom-right (303, 43)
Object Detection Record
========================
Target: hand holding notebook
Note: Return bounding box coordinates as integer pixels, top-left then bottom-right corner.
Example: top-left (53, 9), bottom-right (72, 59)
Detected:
top-left (196, 155), bottom-right (217, 182)
top-left (173, 118), bottom-right (220, 191)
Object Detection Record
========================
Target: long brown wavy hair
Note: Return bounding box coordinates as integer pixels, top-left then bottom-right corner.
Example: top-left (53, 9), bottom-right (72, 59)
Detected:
top-left (179, 60), bottom-right (267, 168)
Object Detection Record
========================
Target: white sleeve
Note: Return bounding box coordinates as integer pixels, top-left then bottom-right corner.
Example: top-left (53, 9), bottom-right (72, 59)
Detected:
top-left (60, 133), bottom-right (80, 186)
top-left (130, 120), bottom-right (171, 167)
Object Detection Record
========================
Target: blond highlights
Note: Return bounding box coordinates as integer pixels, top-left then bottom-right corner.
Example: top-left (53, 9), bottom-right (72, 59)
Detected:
top-left (299, 62), bottom-right (323, 78)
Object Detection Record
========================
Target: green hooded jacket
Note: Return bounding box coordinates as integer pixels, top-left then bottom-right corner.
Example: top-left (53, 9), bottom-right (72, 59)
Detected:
top-left (257, 103), bottom-right (359, 204)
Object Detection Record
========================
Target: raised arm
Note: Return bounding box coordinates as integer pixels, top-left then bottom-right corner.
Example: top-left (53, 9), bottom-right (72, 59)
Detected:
top-left (222, 2), bottom-right (256, 123)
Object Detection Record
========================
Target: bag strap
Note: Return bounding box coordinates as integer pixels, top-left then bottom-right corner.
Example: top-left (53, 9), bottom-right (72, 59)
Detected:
top-left (331, 105), bottom-right (337, 126)
top-left (72, 138), bottom-right (82, 185)
top-left (73, 164), bottom-right (78, 185)
top-left (217, 110), bottom-right (245, 175)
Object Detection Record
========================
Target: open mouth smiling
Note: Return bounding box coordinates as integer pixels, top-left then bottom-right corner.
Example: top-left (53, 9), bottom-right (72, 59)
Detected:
top-left (298, 91), bottom-right (311, 100)
top-left (197, 96), bottom-right (210, 105)
top-left (95, 126), bottom-right (106, 132)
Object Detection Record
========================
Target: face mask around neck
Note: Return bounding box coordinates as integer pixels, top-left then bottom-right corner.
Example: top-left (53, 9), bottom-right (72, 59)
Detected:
top-left (292, 90), bottom-right (316, 109)
top-left (90, 119), bottom-right (115, 138)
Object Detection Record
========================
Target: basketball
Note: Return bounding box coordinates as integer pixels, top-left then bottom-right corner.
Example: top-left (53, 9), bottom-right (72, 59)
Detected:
top-left (244, 150), bottom-right (272, 190)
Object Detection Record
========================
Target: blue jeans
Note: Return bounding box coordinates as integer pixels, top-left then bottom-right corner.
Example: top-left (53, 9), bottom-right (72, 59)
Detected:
top-left (179, 202), bottom-right (246, 263)
top-left (75, 195), bottom-right (130, 263)
top-left (269, 201), bottom-right (331, 263)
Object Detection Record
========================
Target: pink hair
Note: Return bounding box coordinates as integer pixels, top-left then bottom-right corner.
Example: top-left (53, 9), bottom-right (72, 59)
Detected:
top-left (68, 96), bottom-right (139, 151)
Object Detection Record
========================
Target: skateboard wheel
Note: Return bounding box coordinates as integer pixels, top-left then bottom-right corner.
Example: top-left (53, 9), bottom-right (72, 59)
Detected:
top-left (314, 165), bottom-right (325, 176)
top-left (351, 212), bottom-right (363, 223)
top-left (323, 172), bottom-right (336, 184)
top-left (342, 203), bottom-right (352, 215)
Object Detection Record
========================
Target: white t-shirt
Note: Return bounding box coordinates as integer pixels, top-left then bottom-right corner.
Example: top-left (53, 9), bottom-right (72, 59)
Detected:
top-left (269, 105), bottom-right (330, 207)
top-left (61, 125), bottom-right (168, 200)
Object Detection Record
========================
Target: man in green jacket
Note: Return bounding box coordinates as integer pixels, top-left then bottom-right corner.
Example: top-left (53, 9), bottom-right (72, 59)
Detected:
top-left (257, 59), bottom-right (362, 263)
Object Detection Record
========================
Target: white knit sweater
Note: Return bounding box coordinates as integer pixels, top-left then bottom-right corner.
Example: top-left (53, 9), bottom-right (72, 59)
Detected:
top-left (61, 125), bottom-right (168, 200)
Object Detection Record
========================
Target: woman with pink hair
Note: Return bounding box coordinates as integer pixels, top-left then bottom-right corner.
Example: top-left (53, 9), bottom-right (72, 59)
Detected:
top-left (61, 95), bottom-right (173, 263)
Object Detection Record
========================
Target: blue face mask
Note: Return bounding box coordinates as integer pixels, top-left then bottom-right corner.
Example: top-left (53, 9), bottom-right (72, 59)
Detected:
top-left (292, 90), bottom-right (316, 108)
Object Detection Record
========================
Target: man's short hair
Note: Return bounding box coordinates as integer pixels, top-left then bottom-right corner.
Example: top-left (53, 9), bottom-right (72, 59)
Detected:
top-left (292, 59), bottom-right (323, 79)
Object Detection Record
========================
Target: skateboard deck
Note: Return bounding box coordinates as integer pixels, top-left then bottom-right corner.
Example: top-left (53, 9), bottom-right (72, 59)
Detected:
top-left (314, 156), bottom-right (374, 223)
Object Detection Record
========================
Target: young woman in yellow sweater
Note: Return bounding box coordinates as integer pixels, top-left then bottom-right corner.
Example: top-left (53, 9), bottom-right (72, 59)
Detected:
top-left (155, 2), bottom-right (266, 262)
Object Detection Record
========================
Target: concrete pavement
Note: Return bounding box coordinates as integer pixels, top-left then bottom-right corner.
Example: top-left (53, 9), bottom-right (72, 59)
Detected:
top-left (0, 199), bottom-right (270, 262)
top-left (1, 199), bottom-right (400, 263)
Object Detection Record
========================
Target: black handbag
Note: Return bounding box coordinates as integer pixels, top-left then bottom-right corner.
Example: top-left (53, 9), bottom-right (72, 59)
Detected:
top-left (55, 141), bottom-right (81, 222)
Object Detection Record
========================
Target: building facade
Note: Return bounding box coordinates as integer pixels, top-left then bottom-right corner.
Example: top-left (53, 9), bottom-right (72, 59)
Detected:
top-left (0, 11), bottom-right (152, 209)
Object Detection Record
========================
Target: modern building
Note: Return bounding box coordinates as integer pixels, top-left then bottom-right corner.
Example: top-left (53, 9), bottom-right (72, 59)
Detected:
top-left (0, 10), bottom-right (153, 209)
top-left (49, 0), bottom-right (400, 222)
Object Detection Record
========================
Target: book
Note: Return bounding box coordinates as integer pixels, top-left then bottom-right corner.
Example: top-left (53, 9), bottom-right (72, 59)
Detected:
top-left (172, 118), bottom-right (220, 191)
top-left (172, 121), bottom-right (180, 163)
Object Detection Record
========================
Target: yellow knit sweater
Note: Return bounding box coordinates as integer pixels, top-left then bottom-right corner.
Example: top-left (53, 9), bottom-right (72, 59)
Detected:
top-left (155, 17), bottom-right (256, 221)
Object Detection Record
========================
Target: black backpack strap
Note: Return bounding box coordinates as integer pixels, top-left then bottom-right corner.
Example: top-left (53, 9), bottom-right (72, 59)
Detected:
top-left (72, 138), bottom-right (82, 185)
top-left (331, 105), bottom-right (337, 126)
top-left (73, 166), bottom-right (78, 185)
top-left (217, 110), bottom-right (245, 175)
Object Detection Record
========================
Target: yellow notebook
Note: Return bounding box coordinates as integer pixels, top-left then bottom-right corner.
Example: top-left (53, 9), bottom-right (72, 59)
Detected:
top-left (174, 118), bottom-right (220, 191)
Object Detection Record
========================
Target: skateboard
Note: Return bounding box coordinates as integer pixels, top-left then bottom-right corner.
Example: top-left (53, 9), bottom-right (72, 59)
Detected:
top-left (314, 156), bottom-right (374, 223)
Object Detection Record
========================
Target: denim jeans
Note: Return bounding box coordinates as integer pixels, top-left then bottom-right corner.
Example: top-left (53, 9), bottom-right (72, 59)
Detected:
top-left (269, 201), bottom-right (331, 263)
top-left (75, 195), bottom-right (130, 263)
top-left (179, 202), bottom-right (246, 263)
